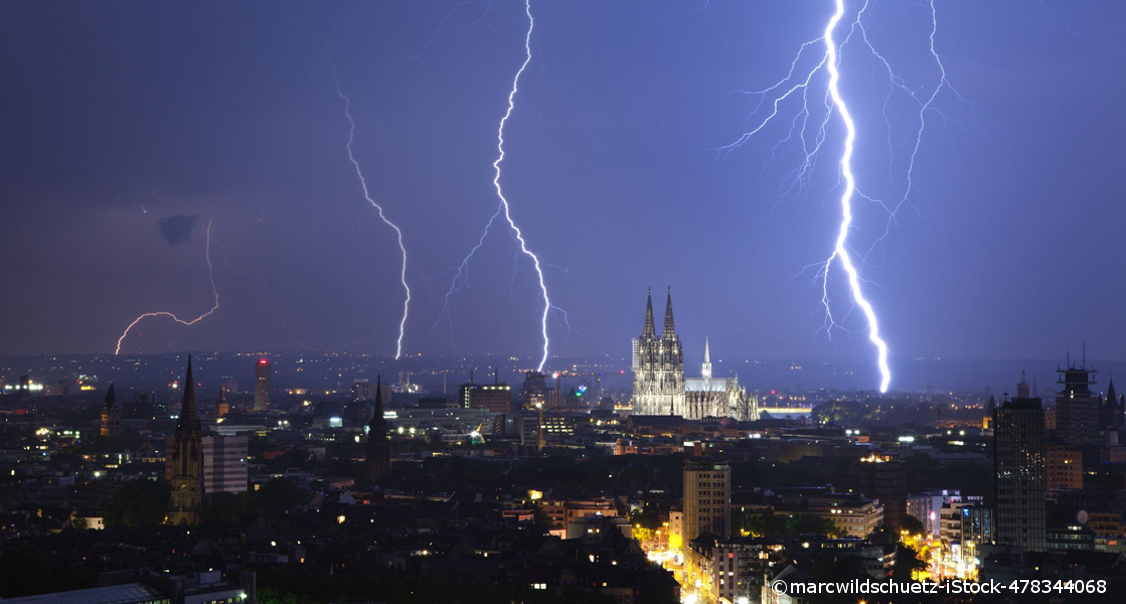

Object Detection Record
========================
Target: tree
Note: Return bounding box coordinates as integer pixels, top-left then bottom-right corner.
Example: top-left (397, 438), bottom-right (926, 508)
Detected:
top-left (203, 491), bottom-right (246, 525)
top-left (893, 544), bottom-right (927, 582)
top-left (104, 479), bottom-right (169, 527)
top-left (247, 478), bottom-right (307, 518)
top-left (901, 513), bottom-right (925, 537)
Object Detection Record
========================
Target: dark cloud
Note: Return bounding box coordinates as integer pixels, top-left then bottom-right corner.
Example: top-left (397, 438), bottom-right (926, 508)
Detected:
top-left (158, 214), bottom-right (198, 245)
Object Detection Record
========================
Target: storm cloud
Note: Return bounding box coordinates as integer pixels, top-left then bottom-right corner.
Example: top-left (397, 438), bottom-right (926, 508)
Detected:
top-left (158, 214), bottom-right (198, 245)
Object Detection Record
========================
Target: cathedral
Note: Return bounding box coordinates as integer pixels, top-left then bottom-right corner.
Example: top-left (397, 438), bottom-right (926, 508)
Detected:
top-left (631, 288), bottom-right (758, 421)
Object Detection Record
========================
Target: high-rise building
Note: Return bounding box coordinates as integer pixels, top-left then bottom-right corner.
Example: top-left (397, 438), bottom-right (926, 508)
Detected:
top-left (520, 370), bottom-right (559, 410)
top-left (100, 383), bottom-right (121, 437)
top-left (365, 376), bottom-right (391, 485)
top-left (683, 461), bottom-right (731, 541)
top-left (993, 374), bottom-right (1046, 551)
top-left (459, 371), bottom-right (513, 414)
top-left (253, 358), bottom-right (271, 411)
top-left (1045, 444), bottom-right (1083, 491)
top-left (852, 453), bottom-right (907, 531)
top-left (352, 378), bottom-right (374, 402)
top-left (632, 288), bottom-right (757, 420)
top-left (201, 435), bottom-right (248, 496)
top-left (168, 357), bottom-right (203, 525)
top-left (1056, 362), bottom-right (1099, 446)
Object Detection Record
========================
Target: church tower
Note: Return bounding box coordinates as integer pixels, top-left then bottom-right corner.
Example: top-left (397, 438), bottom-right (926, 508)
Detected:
top-left (365, 376), bottom-right (391, 485)
top-left (101, 383), bottom-right (121, 437)
top-left (167, 357), bottom-right (203, 525)
top-left (631, 287), bottom-right (685, 415)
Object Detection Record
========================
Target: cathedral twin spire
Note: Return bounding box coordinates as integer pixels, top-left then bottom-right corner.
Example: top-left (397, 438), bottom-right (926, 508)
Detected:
top-left (641, 286), bottom-right (678, 341)
top-left (642, 288), bottom-right (657, 339)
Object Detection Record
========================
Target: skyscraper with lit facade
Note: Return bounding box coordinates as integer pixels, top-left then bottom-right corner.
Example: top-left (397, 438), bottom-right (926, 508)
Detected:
top-left (253, 358), bottom-right (271, 411)
top-left (993, 374), bottom-right (1046, 552)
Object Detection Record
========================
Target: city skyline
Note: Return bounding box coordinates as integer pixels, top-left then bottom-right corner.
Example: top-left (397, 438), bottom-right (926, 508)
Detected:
top-left (1, 1), bottom-right (1123, 387)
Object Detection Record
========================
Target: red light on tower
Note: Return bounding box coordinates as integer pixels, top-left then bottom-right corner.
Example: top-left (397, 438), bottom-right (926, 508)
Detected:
top-left (258, 358), bottom-right (268, 365)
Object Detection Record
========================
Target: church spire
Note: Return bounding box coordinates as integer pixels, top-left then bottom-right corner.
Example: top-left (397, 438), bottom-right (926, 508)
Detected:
top-left (366, 375), bottom-right (390, 485)
top-left (642, 287), bottom-right (656, 339)
top-left (702, 335), bottom-right (712, 381)
top-left (373, 375), bottom-right (384, 423)
top-left (104, 383), bottom-right (117, 411)
top-left (662, 286), bottom-right (676, 339)
top-left (177, 355), bottom-right (199, 432)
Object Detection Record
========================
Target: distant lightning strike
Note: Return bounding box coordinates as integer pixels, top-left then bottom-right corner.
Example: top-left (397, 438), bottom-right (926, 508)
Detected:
top-left (438, 0), bottom-right (556, 372)
top-left (326, 59), bottom-right (412, 360)
top-left (114, 220), bottom-right (219, 355)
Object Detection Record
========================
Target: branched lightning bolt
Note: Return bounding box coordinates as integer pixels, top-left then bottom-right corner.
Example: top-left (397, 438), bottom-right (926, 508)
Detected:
top-left (718, 0), bottom-right (906, 392)
top-left (437, 0), bottom-right (557, 372)
top-left (820, 0), bottom-right (891, 392)
top-left (325, 57), bottom-right (412, 360)
top-left (717, 0), bottom-right (990, 392)
top-left (114, 220), bottom-right (219, 355)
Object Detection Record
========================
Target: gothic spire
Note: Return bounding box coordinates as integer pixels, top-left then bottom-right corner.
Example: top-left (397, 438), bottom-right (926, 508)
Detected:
top-left (371, 375), bottom-right (384, 428)
top-left (177, 355), bottom-right (199, 431)
top-left (1107, 379), bottom-right (1117, 407)
top-left (642, 287), bottom-right (656, 339)
top-left (104, 383), bottom-right (117, 411)
top-left (702, 336), bottom-right (712, 381)
top-left (662, 286), bottom-right (676, 339)
top-left (376, 371), bottom-right (385, 419)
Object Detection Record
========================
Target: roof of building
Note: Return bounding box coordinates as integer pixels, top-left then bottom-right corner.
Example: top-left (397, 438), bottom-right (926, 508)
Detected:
top-left (0, 583), bottom-right (165, 604)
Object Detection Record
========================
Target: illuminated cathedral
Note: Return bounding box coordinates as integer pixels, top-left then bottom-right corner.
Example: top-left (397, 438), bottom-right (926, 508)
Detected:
top-left (630, 288), bottom-right (758, 420)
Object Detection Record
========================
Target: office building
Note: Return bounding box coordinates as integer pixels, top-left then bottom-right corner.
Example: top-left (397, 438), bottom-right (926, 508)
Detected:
top-left (1056, 362), bottom-right (1099, 446)
top-left (201, 434), bottom-right (248, 496)
top-left (253, 358), bottom-right (271, 411)
top-left (459, 374), bottom-right (513, 414)
top-left (993, 375), bottom-right (1046, 551)
top-left (683, 461), bottom-right (731, 541)
top-left (807, 495), bottom-right (884, 539)
top-left (1046, 444), bottom-right (1083, 491)
top-left (852, 453), bottom-right (907, 531)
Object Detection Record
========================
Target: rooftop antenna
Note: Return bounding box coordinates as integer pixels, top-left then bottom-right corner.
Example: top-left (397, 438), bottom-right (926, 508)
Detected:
top-left (1082, 340), bottom-right (1086, 370)
top-left (494, 366), bottom-right (499, 386)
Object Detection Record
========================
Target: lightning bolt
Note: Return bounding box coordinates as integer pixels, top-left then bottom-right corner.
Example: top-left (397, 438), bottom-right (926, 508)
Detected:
top-left (325, 57), bottom-right (412, 360)
top-left (114, 219), bottom-right (219, 355)
top-left (820, 0), bottom-right (891, 393)
top-left (437, 0), bottom-right (556, 372)
top-left (720, 0), bottom-right (944, 393)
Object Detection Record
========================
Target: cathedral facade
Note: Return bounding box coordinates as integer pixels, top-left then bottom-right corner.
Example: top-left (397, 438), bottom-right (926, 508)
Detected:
top-left (631, 288), bottom-right (758, 421)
